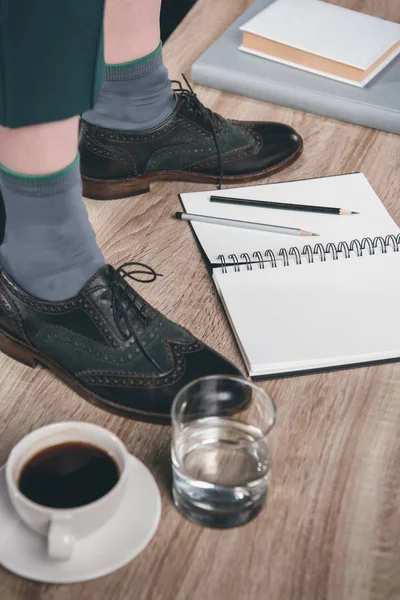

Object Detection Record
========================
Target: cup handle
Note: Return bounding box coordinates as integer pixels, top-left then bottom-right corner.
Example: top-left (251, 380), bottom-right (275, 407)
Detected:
top-left (48, 515), bottom-right (74, 561)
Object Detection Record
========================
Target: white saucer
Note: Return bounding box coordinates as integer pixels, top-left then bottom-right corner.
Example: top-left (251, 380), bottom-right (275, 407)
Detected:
top-left (0, 455), bottom-right (161, 583)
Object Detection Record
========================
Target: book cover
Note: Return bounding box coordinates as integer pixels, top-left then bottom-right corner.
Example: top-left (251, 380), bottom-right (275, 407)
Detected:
top-left (239, 0), bottom-right (400, 87)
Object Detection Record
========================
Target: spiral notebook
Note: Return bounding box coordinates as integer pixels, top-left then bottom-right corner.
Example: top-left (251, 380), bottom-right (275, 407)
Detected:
top-left (179, 174), bottom-right (400, 378)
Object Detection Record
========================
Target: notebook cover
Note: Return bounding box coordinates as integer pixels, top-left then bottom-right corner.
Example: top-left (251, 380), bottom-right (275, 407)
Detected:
top-left (191, 0), bottom-right (400, 134)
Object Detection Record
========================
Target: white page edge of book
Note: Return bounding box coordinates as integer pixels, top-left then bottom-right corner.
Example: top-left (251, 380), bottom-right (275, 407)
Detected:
top-left (238, 27), bottom-right (400, 71)
top-left (238, 45), bottom-right (400, 88)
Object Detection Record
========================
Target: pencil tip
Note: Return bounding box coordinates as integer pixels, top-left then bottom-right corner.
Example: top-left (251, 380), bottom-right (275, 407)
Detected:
top-left (351, 211), bottom-right (359, 214)
top-left (300, 230), bottom-right (319, 237)
top-left (312, 233), bottom-right (319, 236)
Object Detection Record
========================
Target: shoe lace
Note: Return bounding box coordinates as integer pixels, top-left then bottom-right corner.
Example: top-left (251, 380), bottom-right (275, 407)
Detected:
top-left (88, 262), bottom-right (164, 373)
top-left (171, 74), bottom-right (224, 189)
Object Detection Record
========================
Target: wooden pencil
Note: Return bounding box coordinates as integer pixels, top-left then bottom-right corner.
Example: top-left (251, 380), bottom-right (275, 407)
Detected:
top-left (210, 195), bottom-right (358, 215)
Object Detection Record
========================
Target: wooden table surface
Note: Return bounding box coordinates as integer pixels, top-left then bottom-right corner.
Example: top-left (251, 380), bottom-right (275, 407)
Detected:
top-left (1, 1), bottom-right (400, 598)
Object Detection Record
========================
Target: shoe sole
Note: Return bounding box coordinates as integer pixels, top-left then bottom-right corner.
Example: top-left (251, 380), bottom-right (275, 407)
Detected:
top-left (0, 328), bottom-right (172, 425)
top-left (82, 138), bottom-right (303, 200)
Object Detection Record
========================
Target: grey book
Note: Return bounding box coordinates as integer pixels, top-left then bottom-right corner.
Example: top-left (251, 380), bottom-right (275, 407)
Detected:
top-left (191, 0), bottom-right (400, 135)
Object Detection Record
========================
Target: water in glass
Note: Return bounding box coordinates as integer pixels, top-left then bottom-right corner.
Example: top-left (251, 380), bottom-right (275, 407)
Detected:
top-left (172, 416), bottom-right (270, 528)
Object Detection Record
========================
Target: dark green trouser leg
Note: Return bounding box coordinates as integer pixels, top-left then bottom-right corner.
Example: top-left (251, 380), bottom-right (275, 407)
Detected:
top-left (0, 0), bottom-right (106, 128)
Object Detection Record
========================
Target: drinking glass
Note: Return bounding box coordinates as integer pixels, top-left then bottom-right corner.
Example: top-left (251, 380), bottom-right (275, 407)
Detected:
top-left (171, 375), bottom-right (276, 528)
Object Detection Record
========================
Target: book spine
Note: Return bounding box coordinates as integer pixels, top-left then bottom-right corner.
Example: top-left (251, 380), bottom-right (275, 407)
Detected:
top-left (214, 234), bottom-right (400, 273)
top-left (191, 62), bottom-right (400, 135)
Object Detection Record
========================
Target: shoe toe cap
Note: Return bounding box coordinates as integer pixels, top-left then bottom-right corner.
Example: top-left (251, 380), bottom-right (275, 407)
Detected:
top-left (255, 122), bottom-right (302, 161)
top-left (185, 344), bottom-right (243, 379)
top-left (223, 121), bottom-right (303, 175)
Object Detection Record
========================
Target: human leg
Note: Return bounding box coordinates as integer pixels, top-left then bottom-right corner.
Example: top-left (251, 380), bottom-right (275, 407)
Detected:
top-left (0, 119), bottom-right (105, 301)
top-left (82, 0), bottom-right (175, 132)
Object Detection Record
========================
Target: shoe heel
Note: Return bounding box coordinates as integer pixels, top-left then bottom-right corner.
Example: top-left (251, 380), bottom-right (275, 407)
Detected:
top-left (0, 330), bottom-right (37, 368)
top-left (82, 175), bottom-right (150, 201)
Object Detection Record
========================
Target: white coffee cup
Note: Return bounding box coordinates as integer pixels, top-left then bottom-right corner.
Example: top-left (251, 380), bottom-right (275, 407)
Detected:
top-left (5, 422), bottom-right (129, 561)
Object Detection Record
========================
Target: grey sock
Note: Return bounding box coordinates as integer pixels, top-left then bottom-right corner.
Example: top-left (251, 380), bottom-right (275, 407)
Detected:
top-left (82, 42), bottom-right (176, 131)
top-left (0, 157), bottom-right (105, 301)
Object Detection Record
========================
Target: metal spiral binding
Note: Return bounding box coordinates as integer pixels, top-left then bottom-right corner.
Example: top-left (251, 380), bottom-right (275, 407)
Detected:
top-left (326, 242), bottom-right (338, 260)
top-left (228, 254), bottom-right (240, 272)
top-left (217, 254), bottom-right (227, 273)
top-left (279, 248), bottom-right (289, 266)
top-left (289, 246), bottom-right (301, 265)
top-left (338, 241), bottom-right (350, 258)
top-left (373, 236), bottom-right (386, 253)
top-left (313, 243), bottom-right (326, 262)
top-left (265, 249), bottom-right (277, 268)
top-left (241, 253), bottom-right (252, 270)
top-left (217, 234), bottom-right (400, 272)
top-left (361, 237), bottom-right (374, 255)
top-left (349, 239), bottom-right (362, 257)
top-left (253, 251), bottom-right (265, 269)
top-left (302, 245), bottom-right (313, 263)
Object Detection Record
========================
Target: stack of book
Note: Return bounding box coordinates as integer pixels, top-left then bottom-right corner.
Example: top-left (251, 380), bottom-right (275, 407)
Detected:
top-left (191, 0), bottom-right (400, 133)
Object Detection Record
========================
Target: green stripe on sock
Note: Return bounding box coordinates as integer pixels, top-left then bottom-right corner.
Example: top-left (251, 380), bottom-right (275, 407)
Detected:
top-left (107, 41), bottom-right (162, 71)
top-left (0, 154), bottom-right (80, 183)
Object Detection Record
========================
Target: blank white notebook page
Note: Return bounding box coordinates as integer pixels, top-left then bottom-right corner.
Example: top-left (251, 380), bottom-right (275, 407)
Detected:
top-left (213, 252), bottom-right (400, 377)
top-left (180, 174), bottom-right (399, 264)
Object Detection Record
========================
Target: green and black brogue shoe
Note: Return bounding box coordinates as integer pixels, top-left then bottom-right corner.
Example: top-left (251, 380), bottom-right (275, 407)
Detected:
top-left (0, 261), bottom-right (243, 423)
top-left (79, 77), bottom-right (303, 200)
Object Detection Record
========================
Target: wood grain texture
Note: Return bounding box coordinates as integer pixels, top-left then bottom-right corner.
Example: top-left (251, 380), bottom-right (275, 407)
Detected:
top-left (1, 0), bottom-right (400, 598)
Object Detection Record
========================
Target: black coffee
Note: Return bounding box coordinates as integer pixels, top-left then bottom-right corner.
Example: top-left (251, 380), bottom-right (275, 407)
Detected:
top-left (18, 442), bottom-right (120, 509)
